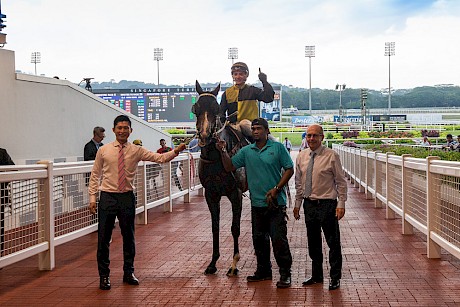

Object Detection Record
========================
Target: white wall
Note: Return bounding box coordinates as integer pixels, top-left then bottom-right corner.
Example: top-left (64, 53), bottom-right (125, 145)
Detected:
top-left (0, 48), bottom-right (171, 164)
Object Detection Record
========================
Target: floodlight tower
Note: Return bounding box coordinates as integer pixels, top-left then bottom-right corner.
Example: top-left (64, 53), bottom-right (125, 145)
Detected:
top-left (305, 45), bottom-right (315, 114)
top-left (360, 88), bottom-right (368, 125)
top-left (336, 84), bottom-right (346, 122)
top-left (154, 48), bottom-right (163, 87)
top-left (384, 42), bottom-right (395, 115)
top-left (228, 47), bottom-right (238, 65)
top-left (31, 52), bottom-right (41, 75)
top-left (0, 1), bottom-right (7, 47)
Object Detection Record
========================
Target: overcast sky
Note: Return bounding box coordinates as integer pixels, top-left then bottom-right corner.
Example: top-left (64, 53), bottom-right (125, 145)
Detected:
top-left (3, 0), bottom-right (460, 90)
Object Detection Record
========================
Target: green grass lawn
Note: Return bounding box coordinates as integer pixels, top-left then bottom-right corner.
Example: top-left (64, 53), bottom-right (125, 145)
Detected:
top-left (171, 127), bottom-right (460, 148)
top-left (270, 132), bottom-right (303, 146)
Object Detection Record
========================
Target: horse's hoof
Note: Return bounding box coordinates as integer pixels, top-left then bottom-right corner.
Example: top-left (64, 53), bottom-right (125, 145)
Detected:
top-left (204, 266), bottom-right (217, 275)
top-left (226, 267), bottom-right (239, 276)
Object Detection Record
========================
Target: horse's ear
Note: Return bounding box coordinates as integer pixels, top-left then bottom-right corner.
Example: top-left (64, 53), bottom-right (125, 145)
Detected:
top-left (196, 80), bottom-right (204, 95)
top-left (211, 83), bottom-right (221, 96)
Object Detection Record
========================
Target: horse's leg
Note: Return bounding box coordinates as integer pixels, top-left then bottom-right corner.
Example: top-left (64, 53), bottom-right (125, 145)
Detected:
top-left (226, 188), bottom-right (243, 276)
top-left (204, 190), bottom-right (221, 275)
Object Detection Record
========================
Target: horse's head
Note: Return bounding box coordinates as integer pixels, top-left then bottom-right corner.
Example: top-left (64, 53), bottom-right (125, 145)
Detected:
top-left (192, 80), bottom-right (221, 147)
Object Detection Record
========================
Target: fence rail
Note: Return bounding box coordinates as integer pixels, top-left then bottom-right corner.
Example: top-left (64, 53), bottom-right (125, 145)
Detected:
top-left (333, 144), bottom-right (460, 260)
top-left (0, 153), bottom-right (202, 270)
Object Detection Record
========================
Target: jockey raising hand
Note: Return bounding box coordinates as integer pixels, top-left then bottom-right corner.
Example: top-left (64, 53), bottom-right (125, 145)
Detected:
top-left (219, 62), bottom-right (275, 140)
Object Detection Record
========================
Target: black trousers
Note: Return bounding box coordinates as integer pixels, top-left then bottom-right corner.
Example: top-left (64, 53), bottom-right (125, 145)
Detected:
top-left (251, 206), bottom-right (292, 276)
top-left (97, 191), bottom-right (136, 277)
top-left (303, 198), bottom-right (342, 280)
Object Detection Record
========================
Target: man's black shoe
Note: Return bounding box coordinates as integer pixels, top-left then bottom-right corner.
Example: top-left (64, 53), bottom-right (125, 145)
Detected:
top-left (329, 279), bottom-right (340, 290)
top-left (246, 272), bottom-right (272, 282)
top-left (302, 277), bottom-right (324, 286)
top-left (276, 275), bottom-right (291, 288)
top-left (123, 273), bottom-right (140, 285)
top-left (99, 276), bottom-right (111, 290)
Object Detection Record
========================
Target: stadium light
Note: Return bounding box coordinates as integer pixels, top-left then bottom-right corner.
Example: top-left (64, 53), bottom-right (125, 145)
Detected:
top-left (31, 52), bottom-right (41, 75)
top-left (0, 5), bottom-right (6, 32)
top-left (0, 0), bottom-right (6, 31)
top-left (384, 42), bottom-right (395, 115)
top-left (361, 88), bottom-right (368, 125)
top-left (0, 1), bottom-right (6, 47)
top-left (336, 84), bottom-right (346, 122)
top-left (228, 47), bottom-right (238, 65)
top-left (305, 45), bottom-right (315, 114)
top-left (154, 48), bottom-right (163, 87)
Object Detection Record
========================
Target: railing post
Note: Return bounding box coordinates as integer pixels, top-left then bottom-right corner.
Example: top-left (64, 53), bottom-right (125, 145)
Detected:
top-left (401, 154), bottom-right (413, 235)
top-left (136, 162), bottom-right (147, 225)
top-left (426, 156), bottom-right (441, 258)
top-left (350, 148), bottom-right (355, 184)
top-left (359, 149), bottom-right (365, 192)
top-left (346, 146), bottom-right (351, 179)
top-left (385, 152), bottom-right (395, 219)
top-left (354, 149), bottom-right (360, 188)
top-left (375, 151), bottom-right (383, 208)
top-left (365, 150), bottom-right (372, 199)
top-left (184, 156), bottom-right (190, 203)
top-left (38, 161), bottom-right (55, 271)
top-left (165, 161), bottom-right (173, 213)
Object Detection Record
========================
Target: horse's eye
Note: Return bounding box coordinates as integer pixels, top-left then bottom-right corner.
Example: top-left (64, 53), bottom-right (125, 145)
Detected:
top-left (191, 104), bottom-right (197, 114)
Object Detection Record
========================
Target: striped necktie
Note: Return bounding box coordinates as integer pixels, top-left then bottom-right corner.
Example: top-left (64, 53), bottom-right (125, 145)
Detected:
top-left (304, 151), bottom-right (316, 198)
top-left (118, 145), bottom-right (126, 192)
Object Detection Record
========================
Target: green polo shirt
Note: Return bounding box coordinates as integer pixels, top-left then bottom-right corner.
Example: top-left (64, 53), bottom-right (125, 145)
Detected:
top-left (231, 139), bottom-right (293, 207)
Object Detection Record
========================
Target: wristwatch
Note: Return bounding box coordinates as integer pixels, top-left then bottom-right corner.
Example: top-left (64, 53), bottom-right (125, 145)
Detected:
top-left (274, 185), bottom-right (282, 192)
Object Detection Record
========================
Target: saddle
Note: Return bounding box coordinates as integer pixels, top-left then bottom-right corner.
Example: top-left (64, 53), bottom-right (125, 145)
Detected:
top-left (224, 125), bottom-right (250, 157)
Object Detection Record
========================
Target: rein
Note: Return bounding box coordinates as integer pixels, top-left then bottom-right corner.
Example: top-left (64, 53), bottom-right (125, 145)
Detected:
top-left (185, 133), bottom-right (201, 189)
top-left (186, 132), bottom-right (199, 151)
top-left (214, 110), bottom-right (238, 137)
top-left (188, 152), bottom-right (196, 190)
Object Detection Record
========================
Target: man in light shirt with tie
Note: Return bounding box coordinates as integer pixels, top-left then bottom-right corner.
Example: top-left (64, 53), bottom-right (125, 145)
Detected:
top-left (89, 115), bottom-right (186, 290)
top-left (293, 124), bottom-right (347, 290)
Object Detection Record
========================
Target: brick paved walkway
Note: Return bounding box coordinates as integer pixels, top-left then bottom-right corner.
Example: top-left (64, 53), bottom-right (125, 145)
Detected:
top-left (1, 178), bottom-right (460, 306)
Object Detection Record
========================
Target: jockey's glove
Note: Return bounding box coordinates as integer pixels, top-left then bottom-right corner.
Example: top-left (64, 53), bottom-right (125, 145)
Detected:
top-left (258, 72), bottom-right (268, 83)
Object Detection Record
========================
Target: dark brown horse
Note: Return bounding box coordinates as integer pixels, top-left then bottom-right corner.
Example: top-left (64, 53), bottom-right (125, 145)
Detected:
top-left (192, 80), bottom-right (249, 275)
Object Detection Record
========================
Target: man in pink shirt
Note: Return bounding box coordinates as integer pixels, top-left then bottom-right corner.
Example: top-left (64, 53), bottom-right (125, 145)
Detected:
top-left (293, 124), bottom-right (347, 291)
top-left (89, 115), bottom-right (185, 290)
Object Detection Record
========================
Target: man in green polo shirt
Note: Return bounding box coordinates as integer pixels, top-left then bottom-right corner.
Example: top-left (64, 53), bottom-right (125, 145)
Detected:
top-left (218, 118), bottom-right (294, 288)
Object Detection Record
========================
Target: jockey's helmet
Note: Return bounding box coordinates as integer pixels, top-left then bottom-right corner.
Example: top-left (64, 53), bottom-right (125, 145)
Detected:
top-left (231, 62), bottom-right (249, 76)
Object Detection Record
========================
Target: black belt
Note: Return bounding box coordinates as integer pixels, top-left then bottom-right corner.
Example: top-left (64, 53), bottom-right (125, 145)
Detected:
top-left (304, 198), bottom-right (336, 205)
top-left (101, 190), bottom-right (134, 195)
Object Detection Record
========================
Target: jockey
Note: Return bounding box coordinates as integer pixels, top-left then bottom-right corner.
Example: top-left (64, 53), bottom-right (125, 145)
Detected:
top-left (219, 62), bottom-right (275, 140)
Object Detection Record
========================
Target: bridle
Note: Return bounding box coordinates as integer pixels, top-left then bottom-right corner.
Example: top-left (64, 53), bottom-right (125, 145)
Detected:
top-left (195, 92), bottom-right (222, 144)
top-left (198, 92), bottom-right (237, 137)
top-left (194, 91), bottom-right (239, 147)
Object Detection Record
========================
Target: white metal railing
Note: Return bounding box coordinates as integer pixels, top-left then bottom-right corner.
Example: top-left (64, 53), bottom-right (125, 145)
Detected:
top-left (0, 153), bottom-right (202, 270)
top-left (333, 144), bottom-right (460, 261)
